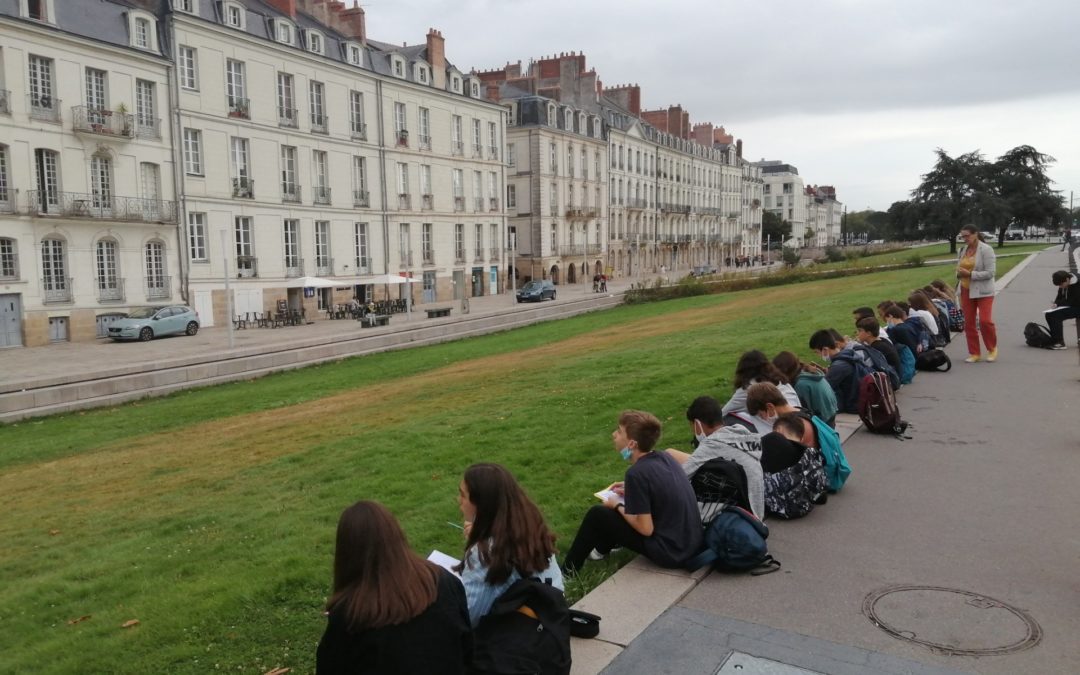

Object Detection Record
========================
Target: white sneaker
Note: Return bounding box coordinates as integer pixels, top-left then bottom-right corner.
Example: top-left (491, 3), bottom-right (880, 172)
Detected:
top-left (1051, 343), bottom-right (1067, 350)
top-left (587, 547), bottom-right (623, 561)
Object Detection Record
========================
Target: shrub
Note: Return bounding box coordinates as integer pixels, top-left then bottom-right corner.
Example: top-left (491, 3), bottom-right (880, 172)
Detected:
top-left (823, 245), bottom-right (846, 263)
top-left (781, 248), bottom-right (801, 267)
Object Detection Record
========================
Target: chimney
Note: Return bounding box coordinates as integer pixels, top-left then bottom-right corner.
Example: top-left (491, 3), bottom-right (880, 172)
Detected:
top-left (338, 3), bottom-right (366, 43)
top-left (264, 0), bottom-right (297, 18)
top-left (736, 139), bottom-right (743, 158)
top-left (427, 29), bottom-right (446, 89)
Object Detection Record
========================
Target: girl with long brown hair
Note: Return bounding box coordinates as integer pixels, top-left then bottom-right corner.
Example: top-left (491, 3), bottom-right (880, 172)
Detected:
top-left (721, 349), bottom-right (802, 416)
top-left (317, 501), bottom-right (471, 674)
top-left (456, 463), bottom-right (562, 626)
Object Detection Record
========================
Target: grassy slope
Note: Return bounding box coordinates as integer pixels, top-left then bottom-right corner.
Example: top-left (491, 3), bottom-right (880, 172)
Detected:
top-left (0, 256), bottom-right (1027, 674)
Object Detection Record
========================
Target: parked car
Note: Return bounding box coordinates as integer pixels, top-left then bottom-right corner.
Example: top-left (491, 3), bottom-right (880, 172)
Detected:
top-left (108, 305), bottom-right (200, 342)
top-left (690, 265), bottom-right (718, 277)
top-left (1005, 228), bottom-right (1025, 241)
top-left (516, 280), bottom-right (556, 302)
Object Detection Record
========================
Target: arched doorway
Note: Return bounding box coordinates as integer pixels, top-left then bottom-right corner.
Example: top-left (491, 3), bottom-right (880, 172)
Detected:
top-left (594, 260), bottom-right (603, 275)
top-left (550, 265), bottom-right (560, 285)
top-left (567, 264), bottom-right (577, 284)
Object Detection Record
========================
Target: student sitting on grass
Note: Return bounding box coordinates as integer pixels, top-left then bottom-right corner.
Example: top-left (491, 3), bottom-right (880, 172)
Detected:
top-left (666, 396), bottom-right (765, 521)
top-left (317, 501), bottom-right (472, 675)
top-left (1046, 270), bottom-right (1080, 349)
top-left (563, 411), bottom-right (702, 574)
top-left (853, 307), bottom-right (890, 341)
top-left (772, 351), bottom-right (837, 427)
top-left (744, 382), bottom-right (815, 445)
top-left (855, 317), bottom-right (901, 376)
top-left (808, 329), bottom-right (896, 413)
top-left (883, 305), bottom-right (922, 356)
top-left (721, 349), bottom-right (802, 416)
top-left (456, 463), bottom-right (563, 627)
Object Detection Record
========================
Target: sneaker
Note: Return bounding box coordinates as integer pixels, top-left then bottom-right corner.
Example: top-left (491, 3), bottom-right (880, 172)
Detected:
top-left (964, 354), bottom-right (981, 363)
top-left (986, 348), bottom-right (998, 362)
top-left (1051, 343), bottom-right (1068, 350)
top-left (587, 547), bottom-right (623, 561)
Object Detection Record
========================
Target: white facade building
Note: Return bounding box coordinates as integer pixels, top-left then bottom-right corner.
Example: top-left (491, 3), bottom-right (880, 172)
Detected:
top-left (757, 161), bottom-right (808, 246)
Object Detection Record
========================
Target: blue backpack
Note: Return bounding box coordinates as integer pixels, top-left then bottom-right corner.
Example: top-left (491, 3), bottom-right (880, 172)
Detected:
top-left (895, 343), bottom-right (916, 385)
top-left (804, 413), bottom-right (851, 491)
top-left (905, 316), bottom-right (931, 353)
top-left (684, 506), bottom-right (780, 575)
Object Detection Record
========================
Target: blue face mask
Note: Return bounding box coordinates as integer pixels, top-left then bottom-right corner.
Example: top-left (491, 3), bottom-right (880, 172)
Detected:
top-left (620, 447), bottom-right (633, 461)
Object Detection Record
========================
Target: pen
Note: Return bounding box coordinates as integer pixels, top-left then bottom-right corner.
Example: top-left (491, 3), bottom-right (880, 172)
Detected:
top-left (447, 521), bottom-right (464, 530)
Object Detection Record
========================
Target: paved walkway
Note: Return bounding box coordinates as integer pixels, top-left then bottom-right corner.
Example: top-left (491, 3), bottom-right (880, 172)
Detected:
top-left (578, 247), bottom-right (1079, 674)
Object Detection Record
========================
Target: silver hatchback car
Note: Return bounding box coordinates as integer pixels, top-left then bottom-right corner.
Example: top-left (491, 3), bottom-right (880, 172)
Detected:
top-left (108, 305), bottom-right (200, 342)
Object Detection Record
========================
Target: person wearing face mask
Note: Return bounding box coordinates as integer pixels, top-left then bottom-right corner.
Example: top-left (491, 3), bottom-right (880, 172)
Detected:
top-left (562, 410), bottom-right (702, 574)
top-left (744, 383), bottom-right (814, 445)
top-left (808, 328), bottom-right (898, 413)
top-left (665, 396), bottom-right (765, 521)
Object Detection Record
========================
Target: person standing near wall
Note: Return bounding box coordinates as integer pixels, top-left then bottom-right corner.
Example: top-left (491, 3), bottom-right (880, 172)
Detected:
top-left (956, 225), bottom-right (997, 363)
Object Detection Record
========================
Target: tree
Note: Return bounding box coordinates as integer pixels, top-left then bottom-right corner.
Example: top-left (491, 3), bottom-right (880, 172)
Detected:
top-left (884, 200), bottom-right (923, 240)
top-left (992, 145), bottom-right (1066, 243)
top-left (910, 149), bottom-right (991, 253)
top-left (761, 210), bottom-right (791, 246)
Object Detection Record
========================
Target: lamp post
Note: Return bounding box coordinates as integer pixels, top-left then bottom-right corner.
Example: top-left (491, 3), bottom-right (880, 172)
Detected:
top-left (220, 229), bottom-right (234, 350)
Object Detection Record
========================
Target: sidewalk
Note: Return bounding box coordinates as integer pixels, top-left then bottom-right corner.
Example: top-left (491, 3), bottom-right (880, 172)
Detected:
top-left (570, 247), bottom-right (1080, 674)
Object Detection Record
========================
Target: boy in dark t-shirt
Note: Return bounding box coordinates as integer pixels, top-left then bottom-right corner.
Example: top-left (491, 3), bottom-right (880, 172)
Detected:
top-left (856, 317), bottom-right (901, 374)
top-left (562, 410), bottom-right (703, 573)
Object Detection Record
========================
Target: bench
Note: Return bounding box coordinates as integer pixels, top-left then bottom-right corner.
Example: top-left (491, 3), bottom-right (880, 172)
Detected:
top-left (359, 314), bottom-right (390, 328)
top-left (425, 307), bottom-right (452, 319)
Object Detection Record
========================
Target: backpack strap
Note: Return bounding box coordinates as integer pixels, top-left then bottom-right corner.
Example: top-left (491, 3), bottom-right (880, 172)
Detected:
top-left (683, 545), bottom-right (718, 571)
top-left (749, 555), bottom-right (782, 576)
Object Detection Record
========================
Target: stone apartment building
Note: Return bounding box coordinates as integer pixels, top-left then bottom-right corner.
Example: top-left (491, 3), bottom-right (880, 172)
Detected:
top-left (805, 184), bottom-right (842, 247)
top-left (757, 160), bottom-right (808, 246)
top-left (0, 0), bottom-right (179, 347)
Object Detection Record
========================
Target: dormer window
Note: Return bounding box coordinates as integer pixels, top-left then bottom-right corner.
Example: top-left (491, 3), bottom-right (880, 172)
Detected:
top-left (134, 18), bottom-right (150, 48)
top-left (548, 104), bottom-right (556, 127)
top-left (172, 0), bottom-right (196, 13)
top-left (417, 66), bottom-right (428, 84)
top-left (452, 77), bottom-right (460, 92)
top-left (305, 30), bottom-right (324, 54)
top-left (392, 57), bottom-right (405, 78)
top-left (221, 1), bottom-right (244, 30)
top-left (579, 112), bottom-right (586, 134)
top-left (470, 82), bottom-right (479, 97)
top-left (26, 0), bottom-right (55, 22)
top-left (274, 19), bottom-right (293, 44)
top-left (127, 11), bottom-right (158, 51)
top-left (345, 43), bottom-right (363, 66)
top-left (564, 109), bottom-right (572, 130)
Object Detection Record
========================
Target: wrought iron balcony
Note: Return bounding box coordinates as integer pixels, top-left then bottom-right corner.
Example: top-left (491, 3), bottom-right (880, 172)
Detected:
top-left (95, 277), bottom-right (125, 302)
top-left (30, 95), bottom-right (61, 122)
top-left (474, 249), bottom-right (484, 263)
top-left (489, 247), bottom-right (499, 261)
top-left (146, 276), bottom-right (171, 300)
top-left (472, 144), bottom-right (483, 158)
top-left (455, 251), bottom-right (466, 264)
top-left (72, 105), bottom-right (133, 137)
top-left (453, 196), bottom-right (465, 212)
top-left (423, 250), bottom-right (435, 265)
top-left (421, 194), bottom-right (433, 210)
top-left (628, 198), bottom-right (648, 209)
top-left (315, 257), bottom-right (334, 276)
top-left (350, 121), bottom-right (367, 140)
top-left (232, 178), bottom-right (254, 199)
top-left (473, 197), bottom-right (484, 212)
top-left (282, 184), bottom-right (302, 203)
top-left (451, 140), bottom-right (463, 156)
top-left (43, 277), bottom-right (73, 304)
top-left (399, 251), bottom-right (413, 267)
top-left (488, 146), bottom-right (499, 160)
top-left (236, 255), bottom-right (258, 278)
top-left (279, 107), bottom-right (298, 128)
top-left (419, 134), bottom-right (432, 150)
top-left (398, 193), bottom-right (411, 210)
top-left (488, 198), bottom-right (499, 212)
top-left (136, 116), bottom-right (161, 139)
top-left (353, 259), bottom-right (371, 275)
top-left (27, 191), bottom-right (177, 223)
top-left (396, 129), bottom-right (409, 147)
top-left (284, 259), bottom-right (304, 278)
top-left (311, 113), bottom-right (329, 134)
top-left (0, 89), bottom-right (10, 115)
top-left (353, 190), bottom-right (370, 207)
top-left (228, 98), bottom-right (250, 120)
top-left (557, 244), bottom-right (603, 256)
top-left (313, 186), bottom-right (331, 205)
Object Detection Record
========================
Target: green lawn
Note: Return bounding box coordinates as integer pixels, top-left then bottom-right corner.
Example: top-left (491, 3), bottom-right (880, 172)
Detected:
top-left (800, 242), bottom-right (1049, 273)
top-left (0, 255), bottom-right (1030, 674)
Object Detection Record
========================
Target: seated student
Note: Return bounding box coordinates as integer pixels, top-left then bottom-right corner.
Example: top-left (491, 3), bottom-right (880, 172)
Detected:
top-left (744, 382), bottom-right (815, 445)
top-left (563, 411), bottom-right (702, 573)
top-left (456, 463), bottom-right (563, 627)
top-left (853, 306), bottom-right (890, 341)
top-left (1046, 270), bottom-right (1080, 349)
top-left (317, 501), bottom-right (472, 675)
top-left (760, 414), bottom-right (829, 519)
top-left (855, 317), bottom-right (901, 376)
top-left (883, 305), bottom-right (922, 356)
top-left (931, 278), bottom-right (958, 305)
top-left (721, 349), bottom-right (802, 416)
top-left (772, 351), bottom-right (837, 427)
top-left (808, 329), bottom-right (895, 413)
top-left (909, 291), bottom-right (949, 346)
top-left (666, 396), bottom-right (765, 521)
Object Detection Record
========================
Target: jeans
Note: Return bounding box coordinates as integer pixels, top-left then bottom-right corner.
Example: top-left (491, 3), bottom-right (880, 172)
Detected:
top-left (961, 287), bottom-right (996, 355)
top-left (562, 505), bottom-right (646, 573)
top-left (1046, 306), bottom-right (1080, 343)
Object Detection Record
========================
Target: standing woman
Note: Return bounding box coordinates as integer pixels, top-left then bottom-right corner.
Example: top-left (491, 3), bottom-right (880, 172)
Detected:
top-left (956, 225), bottom-right (997, 362)
top-left (317, 501), bottom-right (472, 675)
top-left (456, 463), bottom-right (563, 627)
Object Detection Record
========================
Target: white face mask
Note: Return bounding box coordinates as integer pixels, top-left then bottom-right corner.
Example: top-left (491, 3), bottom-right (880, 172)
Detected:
top-left (693, 421), bottom-right (708, 445)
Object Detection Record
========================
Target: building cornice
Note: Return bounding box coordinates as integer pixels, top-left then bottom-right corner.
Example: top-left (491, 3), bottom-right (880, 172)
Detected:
top-left (0, 15), bottom-right (171, 67)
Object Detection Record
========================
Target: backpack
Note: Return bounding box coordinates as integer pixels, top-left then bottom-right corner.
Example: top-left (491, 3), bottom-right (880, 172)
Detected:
top-left (904, 316), bottom-right (931, 353)
top-left (688, 457), bottom-right (751, 525)
top-left (947, 304), bottom-right (965, 332)
top-left (802, 412), bottom-right (852, 491)
top-left (763, 446), bottom-right (828, 519)
top-left (932, 311), bottom-right (951, 347)
top-left (915, 348), bottom-right (952, 372)
top-left (895, 343), bottom-right (916, 384)
top-left (858, 371), bottom-right (909, 437)
top-left (683, 505), bottom-right (780, 575)
top-left (471, 578), bottom-right (572, 675)
top-left (836, 343), bottom-right (900, 391)
top-left (1024, 322), bottom-right (1056, 349)
top-left (860, 342), bottom-right (901, 390)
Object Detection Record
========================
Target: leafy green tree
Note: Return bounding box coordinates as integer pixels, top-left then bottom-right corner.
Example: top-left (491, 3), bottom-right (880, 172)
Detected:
top-left (761, 210), bottom-right (791, 246)
top-left (885, 200), bottom-right (923, 240)
top-left (911, 149), bottom-right (991, 253)
top-left (992, 145), bottom-right (1066, 242)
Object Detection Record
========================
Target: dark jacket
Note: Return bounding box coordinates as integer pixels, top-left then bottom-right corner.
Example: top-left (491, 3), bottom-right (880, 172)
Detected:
top-left (885, 320), bottom-right (920, 356)
top-left (826, 343), bottom-right (896, 413)
top-left (1053, 273), bottom-right (1080, 307)
top-left (868, 338), bottom-right (901, 376)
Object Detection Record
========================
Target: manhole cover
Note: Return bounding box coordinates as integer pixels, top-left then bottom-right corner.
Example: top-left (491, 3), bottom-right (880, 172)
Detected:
top-left (863, 585), bottom-right (1042, 656)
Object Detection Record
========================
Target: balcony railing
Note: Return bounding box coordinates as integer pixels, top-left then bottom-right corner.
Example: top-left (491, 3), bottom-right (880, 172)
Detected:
top-left (419, 135), bottom-right (431, 150)
top-left (95, 277), bottom-right (125, 303)
top-left (421, 194), bottom-right (433, 210)
top-left (354, 258), bottom-right (370, 275)
top-left (399, 252), bottom-right (414, 267)
top-left (43, 278), bottom-right (73, 304)
top-left (228, 98), bottom-right (250, 120)
top-left (0, 190), bottom-right (14, 213)
top-left (232, 177), bottom-right (254, 199)
top-left (451, 140), bottom-right (463, 156)
top-left (136, 116), bottom-right (161, 139)
top-left (315, 257), bottom-right (334, 276)
top-left (284, 259), bottom-right (304, 278)
top-left (474, 249), bottom-right (484, 262)
top-left (236, 255), bottom-right (258, 278)
top-left (353, 190), bottom-right (370, 207)
top-left (279, 107), bottom-right (298, 128)
top-left (488, 198), bottom-right (499, 212)
top-left (473, 197), bottom-right (484, 212)
top-left (455, 251), bottom-right (466, 264)
top-left (628, 198), bottom-right (648, 209)
top-left (72, 105), bottom-right (133, 138)
top-left (488, 146), bottom-right (499, 160)
top-left (282, 184), bottom-right (302, 203)
top-left (146, 276), bottom-right (171, 300)
top-left (472, 144), bottom-right (483, 158)
top-left (311, 113), bottom-right (329, 134)
top-left (453, 196), bottom-right (465, 212)
top-left (0, 89), bottom-right (10, 115)
top-left (398, 193), bottom-right (411, 210)
top-left (396, 130), bottom-right (409, 147)
top-left (312, 186), bottom-right (331, 205)
top-left (350, 121), bottom-right (367, 140)
top-left (557, 244), bottom-right (603, 256)
top-left (423, 250), bottom-right (435, 265)
top-left (30, 95), bottom-right (61, 122)
top-left (489, 247), bottom-right (500, 261)
top-left (27, 191), bottom-right (177, 223)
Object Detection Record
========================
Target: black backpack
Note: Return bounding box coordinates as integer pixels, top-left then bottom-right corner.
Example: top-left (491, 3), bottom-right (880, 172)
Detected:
top-left (683, 505), bottom-right (780, 575)
top-left (1024, 322), bottom-right (1056, 349)
top-left (470, 578), bottom-right (571, 675)
top-left (915, 348), bottom-right (952, 372)
top-left (688, 457), bottom-right (751, 525)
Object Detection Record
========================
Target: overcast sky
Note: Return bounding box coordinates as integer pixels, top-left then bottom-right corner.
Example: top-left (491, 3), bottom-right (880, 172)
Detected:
top-left (363, 0), bottom-right (1080, 212)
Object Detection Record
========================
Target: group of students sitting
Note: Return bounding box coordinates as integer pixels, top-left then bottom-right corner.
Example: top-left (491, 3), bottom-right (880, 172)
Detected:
top-left (313, 278), bottom-right (967, 674)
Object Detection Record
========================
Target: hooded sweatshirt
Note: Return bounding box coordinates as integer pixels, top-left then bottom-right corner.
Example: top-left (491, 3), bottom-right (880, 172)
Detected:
top-left (794, 370), bottom-right (838, 423)
top-left (681, 425), bottom-right (765, 521)
top-left (1053, 273), bottom-right (1080, 307)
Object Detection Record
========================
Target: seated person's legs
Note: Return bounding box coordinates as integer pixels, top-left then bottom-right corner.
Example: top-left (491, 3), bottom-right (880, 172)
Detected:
top-left (1045, 306), bottom-right (1080, 345)
top-left (562, 504), bottom-right (647, 573)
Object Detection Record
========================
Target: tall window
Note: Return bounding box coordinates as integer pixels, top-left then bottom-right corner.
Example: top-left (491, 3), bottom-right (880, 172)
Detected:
top-left (507, 143), bottom-right (516, 167)
top-left (488, 121), bottom-right (498, 159)
top-left (0, 237), bottom-right (17, 279)
top-left (567, 144), bottom-right (574, 178)
top-left (188, 212), bottom-right (207, 262)
top-left (418, 107), bottom-right (430, 149)
top-left (178, 47), bottom-right (197, 90)
top-left (398, 223), bottom-right (410, 266)
top-left (34, 149), bottom-right (60, 211)
top-left (452, 169), bottom-right (464, 198)
top-left (451, 115), bottom-right (463, 154)
top-left (354, 222), bottom-right (369, 272)
top-left (85, 68), bottom-right (107, 110)
top-left (95, 239), bottom-right (120, 297)
top-left (226, 59), bottom-right (247, 117)
top-left (455, 224), bottom-right (465, 262)
top-left (474, 223), bottom-right (483, 260)
top-left (277, 72), bottom-right (296, 126)
top-left (283, 219), bottom-right (300, 275)
top-left (397, 162), bottom-right (409, 196)
top-left (0, 146), bottom-right (10, 208)
top-left (135, 79), bottom-right (156, 134)
top-left (581, 148), bottom-right (588, 180)
top-left (550, 224), bottom-right (557, 252)
top-left (349, 90), bottom-right (365, 138)
top-left (313, 150), bottom-right (329, 203)
top-left (315, 221), bottom-right (330, 274)
top-left (471, 118), bottom-right (481, 156)
top-left (422, 223), bottom-right (433, 264)
top-left (550, 182), bottom-right (557, 214)
top-left (490, 224), bottom-right (499, 257)
top-left (231, 137), bottom-right (251, 197)
top-left (309, 81), bottom-right (326, 131)
top-left (41, 238), bottom-right (68, 298)
top-left (473, 170), bottom-right (482, 211)
top-left (394, 102), bottom-right (407, 144)
top-left (235, 216), bottom-right (254, 276)
top-left (183, 129), bottom-right (202, 174)
top-left (134, 18), bottom-right (151, 49)
top-left (145, 241), bottom-right (167, 293)
top-left (352, 156), bottom-right (368, 205)
top-left (90, 155), bottom-right (112, 210)
top-left (280, 145), bottom-right (298, 200)
top-left (488, 173), bottom-right (498, 210)
top-left (550, 143), bottom-right (557, 173)
top-left (420, 164), bottom-right (432, 197)
top-left (507, 184), bottom-right (516, 209)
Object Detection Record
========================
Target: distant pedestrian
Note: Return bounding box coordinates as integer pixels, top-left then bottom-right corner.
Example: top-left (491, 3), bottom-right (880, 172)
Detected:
top-left (956, 224), bottom-right (997, 362)
top-left (1045, 270), bottom-right (1080, 349)
top-left (1063, 229), bottom-right (1072, 252)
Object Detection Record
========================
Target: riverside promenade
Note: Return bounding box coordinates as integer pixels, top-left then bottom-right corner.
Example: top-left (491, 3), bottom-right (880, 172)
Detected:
top-left (569, 246), bottom-right (1079, 674)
